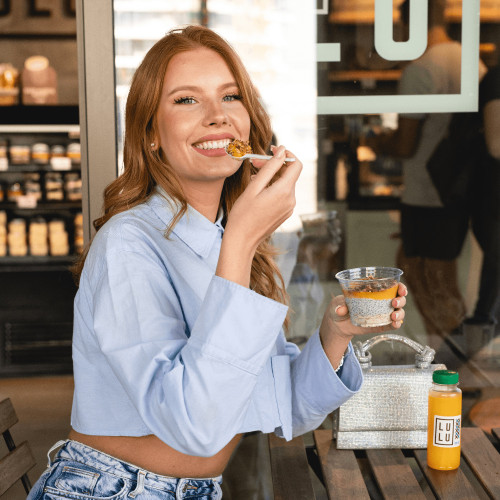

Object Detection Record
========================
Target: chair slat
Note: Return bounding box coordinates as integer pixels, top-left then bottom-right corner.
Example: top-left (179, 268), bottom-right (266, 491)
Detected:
top-left (414, 449), bottom-right (477, 500)
top-left (313, 430), bottom-right (370, 500)
top-left (492, 428), bottom-right (500, 443)
top-left (0, 442), bottom-right (36, 496)
top-left (0, 399), bottom-right (18, 436)
top-left (461, 427), bottom-right (500, 499)
top-left (268, 434), bottom-right (316, 500)
top-left (366, 448), bottom-right (426, 500)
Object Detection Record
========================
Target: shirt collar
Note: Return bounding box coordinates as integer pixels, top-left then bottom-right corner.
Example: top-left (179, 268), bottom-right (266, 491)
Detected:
top-left (147, 187), bottom-right (224, 259)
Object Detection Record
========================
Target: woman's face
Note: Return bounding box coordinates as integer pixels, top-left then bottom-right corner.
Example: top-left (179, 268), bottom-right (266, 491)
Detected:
top-left (156, 47), bottom-right (251, 195)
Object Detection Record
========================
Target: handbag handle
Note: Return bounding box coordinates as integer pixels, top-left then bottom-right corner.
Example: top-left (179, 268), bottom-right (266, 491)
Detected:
top-left (353, 333), bottom-right (436, 369)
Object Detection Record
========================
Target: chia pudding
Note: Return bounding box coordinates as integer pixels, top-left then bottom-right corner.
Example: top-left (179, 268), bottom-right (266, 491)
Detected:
top-left (335, 267), bottom-right (403, 327)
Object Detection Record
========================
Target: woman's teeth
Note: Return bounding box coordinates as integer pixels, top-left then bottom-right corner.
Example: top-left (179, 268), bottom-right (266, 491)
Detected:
top-left (194, 139), bottom-right (231, 150)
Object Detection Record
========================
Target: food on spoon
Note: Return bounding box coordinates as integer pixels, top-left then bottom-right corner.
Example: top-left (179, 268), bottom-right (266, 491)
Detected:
top-left (226, 139), bottom-right (252, 157)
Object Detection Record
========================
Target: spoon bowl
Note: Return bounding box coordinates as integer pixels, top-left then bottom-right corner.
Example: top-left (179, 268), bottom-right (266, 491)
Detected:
top-left (224, 145), bottom-right (296, 162)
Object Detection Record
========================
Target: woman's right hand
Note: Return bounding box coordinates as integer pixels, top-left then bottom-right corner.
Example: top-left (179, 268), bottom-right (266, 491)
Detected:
top-left (225, 145), bottom-right (302, 250)
top-left (216, 145), bottom-right (302, 288)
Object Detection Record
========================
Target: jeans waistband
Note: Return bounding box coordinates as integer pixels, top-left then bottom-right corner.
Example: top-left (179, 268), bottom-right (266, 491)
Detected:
top-left (55, 440), bottom-right (222, 493)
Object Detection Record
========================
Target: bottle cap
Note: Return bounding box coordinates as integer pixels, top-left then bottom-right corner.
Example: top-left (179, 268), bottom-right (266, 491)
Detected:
top-left (433, 370), bottom-right (459, 384)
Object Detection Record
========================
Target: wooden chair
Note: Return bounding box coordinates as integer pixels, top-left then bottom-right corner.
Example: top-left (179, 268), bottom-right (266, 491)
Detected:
top-left (0, 397), bottom-right (36, 496)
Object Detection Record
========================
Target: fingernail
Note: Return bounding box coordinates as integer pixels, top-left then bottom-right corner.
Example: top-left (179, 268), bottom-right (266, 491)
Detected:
top-left (335, 305), bottom-right (342, 314)
top-left (276, 146), bottom-right (285, 158)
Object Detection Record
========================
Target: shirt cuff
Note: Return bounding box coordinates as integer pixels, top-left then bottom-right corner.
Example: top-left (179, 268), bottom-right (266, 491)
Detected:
top-left (292, 331), bottom-right (363, 415)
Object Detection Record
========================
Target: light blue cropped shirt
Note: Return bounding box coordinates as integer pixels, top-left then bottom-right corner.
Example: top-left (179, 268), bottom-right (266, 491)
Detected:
top-left (71, 189), bottom-right (363, 457)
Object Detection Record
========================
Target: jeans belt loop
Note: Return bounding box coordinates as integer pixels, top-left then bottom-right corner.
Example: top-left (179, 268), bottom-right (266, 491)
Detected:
top-left (46, 440), bottom-right (67, 467)
top-left (128, 469), bottom-right (146, 498)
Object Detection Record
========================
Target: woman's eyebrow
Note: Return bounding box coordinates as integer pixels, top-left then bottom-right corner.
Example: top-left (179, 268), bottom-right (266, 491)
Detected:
top-left (167, 82), bottom-right (238, 97)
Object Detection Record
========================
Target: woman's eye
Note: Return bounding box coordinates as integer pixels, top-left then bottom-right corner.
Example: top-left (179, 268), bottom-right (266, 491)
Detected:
top-left (174, 96), bottom-right (196, 104)
top-left (223, 94), bottom-right (242, 102)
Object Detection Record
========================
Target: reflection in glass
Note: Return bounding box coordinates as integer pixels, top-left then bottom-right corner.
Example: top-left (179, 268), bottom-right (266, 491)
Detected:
top-left (317, 0), bottom-right (500, 416)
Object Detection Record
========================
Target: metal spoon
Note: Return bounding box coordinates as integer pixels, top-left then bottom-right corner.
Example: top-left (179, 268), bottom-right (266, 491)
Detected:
top-left (225, 145), bottom-right (296, 162)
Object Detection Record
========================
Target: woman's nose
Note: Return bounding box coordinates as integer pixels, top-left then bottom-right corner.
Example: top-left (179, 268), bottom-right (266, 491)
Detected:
top-left (203, 101), bottom-right (228, 127)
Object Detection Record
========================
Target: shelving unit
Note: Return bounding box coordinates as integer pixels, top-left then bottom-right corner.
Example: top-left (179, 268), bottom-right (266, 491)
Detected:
top-left (0, 105), bottom-right (80, 376)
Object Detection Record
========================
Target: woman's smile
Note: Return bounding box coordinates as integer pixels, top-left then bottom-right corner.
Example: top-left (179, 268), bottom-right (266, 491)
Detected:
top-left (192, 134), bottom-right (234, 157)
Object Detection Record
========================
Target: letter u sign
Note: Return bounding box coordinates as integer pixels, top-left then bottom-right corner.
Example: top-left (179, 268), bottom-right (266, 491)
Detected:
top-left (375, 0), bottom-right (428, 61)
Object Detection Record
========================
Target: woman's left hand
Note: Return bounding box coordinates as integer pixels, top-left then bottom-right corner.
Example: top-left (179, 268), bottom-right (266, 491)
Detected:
top-left (328, 282), bottom-right (408, 338)
top-left (318, 283), bottom-right (407, 369)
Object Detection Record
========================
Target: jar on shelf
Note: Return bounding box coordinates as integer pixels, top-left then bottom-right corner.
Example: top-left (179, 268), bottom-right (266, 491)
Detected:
top-left (64, 172), bottom-right (82, 201)
top-left (0, 210), bottom-right (6, 257)
top-left (9, 145), bottom-right (31, 165)
top-left (48, 219), bottom-right (69, 256)
top-left (45, 172), bottom-right (64, 200)
top-left (29, 217), bottom-right (48, 256)
top-left (67, 142), bottom-right (81, 165)
top-left (24, 173), bottom-right (42, 201)
top-left (7, 218), bottom-right (27, 256)
top-left (7, 182), bottom-right (23, 201)
top-left (74, 212), bottom-right (84, 254)
top-left (32, 143), bottom-right (50, 165)
top-left (50, 144), bottom-right (66, 158)
top-left (0, 139), bottom-right (7, 171)
top-left (0, 139), bottom-right (7, 157)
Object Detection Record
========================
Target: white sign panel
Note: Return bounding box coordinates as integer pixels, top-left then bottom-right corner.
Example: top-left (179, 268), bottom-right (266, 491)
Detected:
top-left (317, 0), bottom-right (480, 114)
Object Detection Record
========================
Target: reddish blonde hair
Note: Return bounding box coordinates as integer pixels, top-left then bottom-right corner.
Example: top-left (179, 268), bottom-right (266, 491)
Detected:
top-left (73, 25), bottom-right (289, 321)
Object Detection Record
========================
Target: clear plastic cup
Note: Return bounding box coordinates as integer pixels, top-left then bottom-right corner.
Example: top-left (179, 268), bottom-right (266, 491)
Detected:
top-left (335, 267), bottom-right (403, 327)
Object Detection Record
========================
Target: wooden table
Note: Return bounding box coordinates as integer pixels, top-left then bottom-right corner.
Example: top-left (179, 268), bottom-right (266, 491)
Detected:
top-left (269, 427), bottom-right (500, 499)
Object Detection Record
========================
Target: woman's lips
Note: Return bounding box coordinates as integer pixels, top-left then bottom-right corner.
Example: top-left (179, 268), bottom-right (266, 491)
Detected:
top-left (192, 137), bottom-right (233, 157)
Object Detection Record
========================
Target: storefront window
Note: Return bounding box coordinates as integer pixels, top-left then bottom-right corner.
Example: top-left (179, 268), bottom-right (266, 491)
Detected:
top-left (113, 0), bottom-right (317, 220)
top-left (109, 0), bottom-right (499, 388)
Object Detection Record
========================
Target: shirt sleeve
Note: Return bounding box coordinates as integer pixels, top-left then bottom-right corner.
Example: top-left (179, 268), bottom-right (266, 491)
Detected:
top-left (398, 63), bottom-right (433, 120)
top-left (280, 330), bottom-right (363, 438)
top-left (89, 230), bottom-right (288, 457)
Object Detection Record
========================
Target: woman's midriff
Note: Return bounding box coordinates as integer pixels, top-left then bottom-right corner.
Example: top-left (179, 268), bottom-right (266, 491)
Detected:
top-left (68, 429), bottom-right (242, 478)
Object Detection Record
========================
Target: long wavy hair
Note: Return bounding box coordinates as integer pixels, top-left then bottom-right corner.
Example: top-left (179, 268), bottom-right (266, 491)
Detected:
top-left (73, 25), bottom-right (289, 323)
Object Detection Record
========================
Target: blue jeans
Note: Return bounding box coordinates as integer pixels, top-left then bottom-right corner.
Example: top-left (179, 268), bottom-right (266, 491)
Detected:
top-left (27, 440), bottom-right (223, 499)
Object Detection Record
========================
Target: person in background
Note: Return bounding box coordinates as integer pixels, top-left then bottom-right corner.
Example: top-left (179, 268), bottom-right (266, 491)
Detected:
top-left (367, 0), bottom-right (486, 342)
top-left (462, 63), bottom-right (500, 347)
top-left (27, 26), bottom-right (407, 500)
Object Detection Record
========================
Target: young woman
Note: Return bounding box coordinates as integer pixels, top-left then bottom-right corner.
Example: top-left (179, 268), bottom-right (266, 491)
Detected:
top-left (28, 25), bottom-right (406, 499)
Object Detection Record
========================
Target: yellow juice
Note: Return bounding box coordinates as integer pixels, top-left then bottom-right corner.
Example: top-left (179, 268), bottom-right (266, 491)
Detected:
top-left (427, 389), bottom-right (462, 470)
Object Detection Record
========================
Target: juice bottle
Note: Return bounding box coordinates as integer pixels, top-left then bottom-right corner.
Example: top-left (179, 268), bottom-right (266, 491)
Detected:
top-left (427, 370), bottom-right (462, 470)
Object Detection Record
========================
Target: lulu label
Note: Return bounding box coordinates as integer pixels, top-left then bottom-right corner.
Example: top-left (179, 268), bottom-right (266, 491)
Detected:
top-left (433, 415), bottom-right (461, 447)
